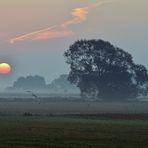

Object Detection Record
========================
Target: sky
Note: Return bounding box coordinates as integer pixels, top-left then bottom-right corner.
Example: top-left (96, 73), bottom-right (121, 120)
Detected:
top-left (0, 0), bottom-right (148, 91)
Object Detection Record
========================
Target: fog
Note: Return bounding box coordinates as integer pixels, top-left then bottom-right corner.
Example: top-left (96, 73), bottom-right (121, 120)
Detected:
top-left (0, 101), bottom-right (148, 116)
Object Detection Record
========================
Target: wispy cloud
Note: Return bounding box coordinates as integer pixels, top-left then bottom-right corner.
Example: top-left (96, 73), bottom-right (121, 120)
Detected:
top-left (61, 7), bottom-right (88, 29)
top-left (10, 26), bottom-right (57, 44)
top-left (32, 30), bottom-right (73, 41)
top-left (10, 0), bottom-right (114, 44)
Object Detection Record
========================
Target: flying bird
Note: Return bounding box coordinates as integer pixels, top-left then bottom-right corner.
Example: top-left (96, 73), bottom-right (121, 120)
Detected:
top-left (26, 91), bottom-right (40, 104)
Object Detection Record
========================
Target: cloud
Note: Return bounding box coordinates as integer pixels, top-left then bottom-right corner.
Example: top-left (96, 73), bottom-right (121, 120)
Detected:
top-left (10, 0), bottom-right (114, 44)
top-left (61, 7), bottom-right (89, 29)
top-left (32, 30), bottom-right (73, 40)
top-left (10, 26), bottom-right (57, 44)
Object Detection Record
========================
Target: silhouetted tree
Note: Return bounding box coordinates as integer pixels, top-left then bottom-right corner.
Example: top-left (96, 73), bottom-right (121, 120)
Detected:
top-left (64, 39), bottom-right (148, 101)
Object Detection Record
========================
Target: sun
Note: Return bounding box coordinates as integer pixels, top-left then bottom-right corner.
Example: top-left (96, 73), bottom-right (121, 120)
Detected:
top-left (0, 63), bottom-right (11, 75)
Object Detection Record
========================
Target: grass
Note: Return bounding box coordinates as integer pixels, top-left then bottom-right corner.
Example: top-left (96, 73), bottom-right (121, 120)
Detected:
top-left (0, 115), bottom-right (148, 148)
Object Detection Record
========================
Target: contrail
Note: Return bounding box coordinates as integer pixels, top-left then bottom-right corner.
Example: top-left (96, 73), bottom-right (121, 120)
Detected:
top-left (10, 26), bottom-right (57, 44)
top-left (61, 7), bottom-right (89, 29)
top-left (61, 0), bottom-right (112, 29)
top-left (10, 0), bottom-right (114, 44)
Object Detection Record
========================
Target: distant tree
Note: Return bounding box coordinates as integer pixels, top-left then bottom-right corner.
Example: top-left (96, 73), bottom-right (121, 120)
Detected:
top-left (6, 74), bottom-right (80, 94)
top-left (64, 39), bottom-right (148, 101)
top-left (12, 75), bottom-right (46, 90)
top-left (47, 74), bottom-right (80, 94)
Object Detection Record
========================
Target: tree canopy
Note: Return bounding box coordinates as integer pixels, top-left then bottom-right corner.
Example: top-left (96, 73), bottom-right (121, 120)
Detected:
top-left (64, 39), bottom-right (148, 101)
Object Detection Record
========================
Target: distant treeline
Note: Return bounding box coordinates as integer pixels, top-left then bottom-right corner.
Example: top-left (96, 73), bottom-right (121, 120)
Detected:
top-left (6, 74), bottom-right (80, 94)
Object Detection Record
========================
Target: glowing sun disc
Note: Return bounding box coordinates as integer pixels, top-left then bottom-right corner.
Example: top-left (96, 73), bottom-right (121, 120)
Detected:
top-left (0, 63), bottom-right (11, 74)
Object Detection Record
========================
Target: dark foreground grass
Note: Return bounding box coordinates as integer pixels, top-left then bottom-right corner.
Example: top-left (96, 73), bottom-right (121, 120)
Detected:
top-left (0, 116), bottom-right (148, 148)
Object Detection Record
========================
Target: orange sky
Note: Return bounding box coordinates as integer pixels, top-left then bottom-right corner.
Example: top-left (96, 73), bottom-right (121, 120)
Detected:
top-left (0, 0), bottom-right (147, 44)
top-left (0, 0), bottom-right (148, 90)
top-left (9, 0), bottom-right (110, 43)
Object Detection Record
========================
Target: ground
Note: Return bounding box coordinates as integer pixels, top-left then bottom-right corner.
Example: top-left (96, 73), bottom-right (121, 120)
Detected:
top-left (0, 115), bottom-right (148, 148)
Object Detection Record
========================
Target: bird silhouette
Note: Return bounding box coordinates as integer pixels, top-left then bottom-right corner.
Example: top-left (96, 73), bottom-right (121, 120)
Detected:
top-left (26, 90), bottom-right (40, 103)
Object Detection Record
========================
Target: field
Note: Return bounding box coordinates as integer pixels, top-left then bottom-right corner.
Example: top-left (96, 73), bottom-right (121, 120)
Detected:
top-left (0, 101), bottom-right (148, 115)
top-left (1, 115), bottom-right (148, 148)
top-left (0, 101), bottom-right (148, 147)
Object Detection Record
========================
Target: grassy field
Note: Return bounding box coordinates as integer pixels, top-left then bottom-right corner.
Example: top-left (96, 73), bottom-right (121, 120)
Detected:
top-left (1, 101), bottom-right (148, 115)
top-left (0, 115), bottom-right (148, 148)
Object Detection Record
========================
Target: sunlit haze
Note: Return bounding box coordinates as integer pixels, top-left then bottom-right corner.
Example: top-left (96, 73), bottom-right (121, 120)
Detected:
top-left (0, 0), bottom-right (148, 90)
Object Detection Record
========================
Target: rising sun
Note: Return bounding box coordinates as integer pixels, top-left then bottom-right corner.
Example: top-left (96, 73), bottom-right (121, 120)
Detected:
top-left (0, 63), bottom-right (11, 75)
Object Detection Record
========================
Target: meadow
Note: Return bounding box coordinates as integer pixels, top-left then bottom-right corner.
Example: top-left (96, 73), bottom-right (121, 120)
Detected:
top-left (0, 115), bottom-right (148, 148)
top-left (0, 101), bottom-right (148, 115)
top-left (0, 101), bottom-right (148, 147)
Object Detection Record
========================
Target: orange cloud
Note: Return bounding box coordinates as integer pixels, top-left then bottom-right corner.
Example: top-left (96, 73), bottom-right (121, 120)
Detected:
top-left (10, 26), bottom-right (57, 44)
top-left (61, 7), bottom-right (88, 29)
top-left (33, 30), bottom-right (73, 40)
top-left (10, 0), bottom-right (114, 44)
